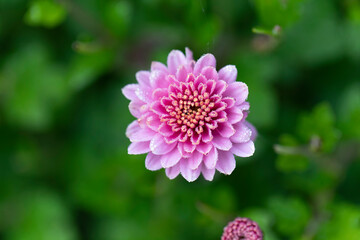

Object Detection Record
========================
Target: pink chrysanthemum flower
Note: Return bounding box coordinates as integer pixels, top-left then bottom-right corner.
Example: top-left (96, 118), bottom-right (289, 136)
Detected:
top-left (122, 48), bottom-right (256, 182)
top-left (221, 217), bottom-right (263, 240)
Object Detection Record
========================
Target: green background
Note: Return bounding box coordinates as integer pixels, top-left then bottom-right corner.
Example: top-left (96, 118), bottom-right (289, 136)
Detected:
top-left (0, 0), bottom-right (360, 239)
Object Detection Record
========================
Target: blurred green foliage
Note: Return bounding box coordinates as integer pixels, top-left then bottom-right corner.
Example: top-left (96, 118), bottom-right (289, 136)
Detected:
top-left (25, 0), bottom-right (66, 28)
top-left (315, 204), bottom-right (360, 240)
top-left (0, 0), bottom-right (359, 239)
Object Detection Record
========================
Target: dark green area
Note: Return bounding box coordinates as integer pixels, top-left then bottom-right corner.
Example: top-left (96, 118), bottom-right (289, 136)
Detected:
top-left (0, 0), bottom-right (359, 239)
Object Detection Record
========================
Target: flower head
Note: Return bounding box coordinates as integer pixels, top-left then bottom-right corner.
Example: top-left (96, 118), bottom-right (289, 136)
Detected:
top-left (221, 217), bottom-right (263, 240)
top-left (122, 48), bottom-right (256, 182)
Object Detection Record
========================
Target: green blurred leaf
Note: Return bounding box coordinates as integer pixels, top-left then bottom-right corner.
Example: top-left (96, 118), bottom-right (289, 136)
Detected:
top-left (103, 1), bottom-right (132, 37)
top-left (278, 0), bottom-right (344, 64)
top-left (297, 103), bottom-right (339, 153)
top-left (286, 167), bottom-right (337, 195)
top-left (338, 83), bottom-right (360, 139)
top-left (92, 218), bottom-right (148, 240)
top-left (253, 0), bottom-right (304, 29)
top-left (0, 43), bottom-right (67, 130)
top-left (24, 0), bottom-right (66, 28)
top-left (268, 196), bottom-right (310, 237)
top-left (345, 0), bottom-right (360, 23)
top-left (315, 203), bottom-right (360, 240)
top-left (6, 190), bottom-right (77, 240)
top-left (234, 53), bottom-right (279, 128)
top-left (276, 134), bottom-right (309, 172)
top-left (345, 21), bottom-right (360, 60)
top-left (193, 16), bottom-right (220, 49)
top-left (67, 50), bottom-right (114, 91)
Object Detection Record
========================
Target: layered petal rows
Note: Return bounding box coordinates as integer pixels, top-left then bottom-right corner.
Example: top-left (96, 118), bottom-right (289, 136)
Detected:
top-left (122, 48), bottom-right (256, 182)
top-left (221, 217), bottom-right (263, 240)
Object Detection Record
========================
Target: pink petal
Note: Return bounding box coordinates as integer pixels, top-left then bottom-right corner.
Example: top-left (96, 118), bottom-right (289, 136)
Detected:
top-left (188, 151), bottom-right (203, 170)
top-left (226, 106), bottom-right (243, 124)
top-left (212, 131), bottom-right (232, 151)
top-left (202, 127), bottom-right (213, 143)
top-left (231, 141), bottom-right (255, 157)
top-left (151, 61), bottom-right (168, 73)
top-left (206, 80), bottom-right (216, 94)
top-left (201, 165), bottom-right (216, 181)
top-left (180, 160), bottom-right (201, 182)
top-left (230, 122), bottom-right (252, 143)
top-left (244, 121), bottom-right (257, 141)
top-left (218, 65), bottom-right (237, 83)
top-left (167, 50), bottom-right (187, 74)
top-left (165, 131), bottom-right (182, 144)
top-left (203, 147), bottom-right (218, 169)
top-left (137, 112), bottom-right (150, 128)
top-left (190, 132), bottom-right (201, 145)
top-left (216, 150), bottom-right (236, 175)
top-left (150, 70), bottom-right (168, 88)
top-left (176, 65), bottom-right (189, 82)
top-left (146, 115), bottom-right (161, 131)
top-left (223, 82), bottom-right (248, 104)
top-left (239, 102), bottom-right (250, 111)
top-left (150, 134), bottom-right (176, 155)
top-left (183, 141), bottom-right (196, 153)
top-left (194, 54), bottom-right (216, 75)
top-left (185, 47), bottom-right (193, 61)
top-left (128, 141), bottom-right (150, 155)
top-left (136, 71), bottom-right (151, 86)
top-left (216, 122), bottom-right (236, 138)
top-left (150, 101), bottom-right (167, 116)
top-left (213, 80), bottom-right (227, 95)
top-left (158, 123), bottom-right (174, 136)
top-left (196, 142), bottom-right (212, 155)
top-left (122, 84), bottom-right (139, 101)
top-left (152, 88), bottom-right (168, 100)
top-left (165, 163), bottom-right (181, 179)
top-left (177, 142), bottom-right (186, 157)
top-left (214, 101), bottom-right (227, 112)
top-left (201, 66), bottom-right (218, 80)
top-left (145, 153), bottom-right (162, 171)
top-left (186, 73), bottom-right (196, 83)
top-left (135, 85), bottom-right (153, 102)
top-left (129, 100), bottom-right (145, 118)
top-left (161, 147), bottom-right (182, 168)
top-left (194, 74), bottom-right (207, 89)
top-left (181, 151), bottom-right (192, 158)
top-left (215, 110), bottom-right (228, 123)
top-left (222, 97), bottom-right (235, 109)
top-left (126, 120), bottom-right (140, 138)
top-left (129, 126), bottom-right (156, 142)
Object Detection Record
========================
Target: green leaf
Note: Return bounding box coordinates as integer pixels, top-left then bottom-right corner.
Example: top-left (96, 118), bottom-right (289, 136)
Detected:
top-left (338, 83), bottom-right (360, 139)
top-left (253, 0), bottom-right (304, 29)
top-left (0, 43), bottom-right (67, 130)
top-left (6, 190), bottom-right (77, 240)
top-left (315, 203), bottom-right (360, 240)
top-left (278, 0), bottom-right (344, 64)
top-left (67, 50), bottom-right (114, 91)
top-left (276, 134), bottom-right (309, 172)
top-left (268, 196), bottom-right (310, 237)
top-left (103, 1), bottom-right (132, 37)
top-left (346, 0), bottom-right (360, 23)
top-left (24, 0), bottom-right (66, 28)
top-left (234, 53), bottom-right (279, 128)
top-left (297, 102), bottom-right (339, 153)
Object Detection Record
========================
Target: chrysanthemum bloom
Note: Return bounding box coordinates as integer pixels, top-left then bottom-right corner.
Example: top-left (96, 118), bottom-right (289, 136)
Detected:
top-left (122, 48), bottom-right (256, 182)
top-left (221, 217), bottom-right (263, 240)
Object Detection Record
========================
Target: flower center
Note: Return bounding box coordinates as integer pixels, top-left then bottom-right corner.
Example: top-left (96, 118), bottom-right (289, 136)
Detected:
top-left (161, 82), bottom-right (218, 137)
